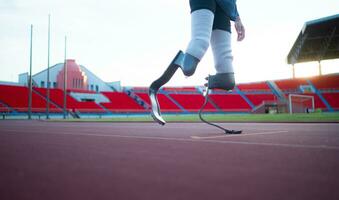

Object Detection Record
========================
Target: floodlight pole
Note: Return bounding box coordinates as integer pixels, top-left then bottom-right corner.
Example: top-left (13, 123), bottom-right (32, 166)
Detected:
top-left (63, 36), bottom-right (67, 119)
top-left (318, 61), bottom-right (322, 76)
top-left (46, 14), bottom-right (51, 119)
top-left (28, 25), bottom-right (33, 120)
top-left (292, 64), bottom-right (295, 79)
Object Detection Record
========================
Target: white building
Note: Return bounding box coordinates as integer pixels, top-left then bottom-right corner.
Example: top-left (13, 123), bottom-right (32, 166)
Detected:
top-left (18, 59), bottom-right (121, 92)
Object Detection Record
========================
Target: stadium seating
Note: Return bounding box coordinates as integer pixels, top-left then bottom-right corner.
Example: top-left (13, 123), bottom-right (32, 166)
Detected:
top-left (0, 103), bottom-right (10, 113)
top-left (245, 94), bottom-right (277, 106)
top-left (322, 93), bottom-right (339, 109)
top-left (101, 92), bottom-right (146, 113)
top-left (237, 82), bottom-right (271, 91)
top-left (169, 94), bottom-right (216, 112)
top-left (163, 87), bottom-right (197, 93)
top-left (209, 94), bottom-right (251, 112)
top-left (34, 87), bottom-right (105, 113)
top-left (307, 94), bottom-right (328, 110)
top-left (310, 74), bottom-right (339, 90)
top-left (274, 78), bottom-right (309, 91)
top-left (1, 73), bottom-right (338, 114)
top-left (0, 85), bottom-right (61, 112)
top-left (135, 92), bottom-right (181, 112)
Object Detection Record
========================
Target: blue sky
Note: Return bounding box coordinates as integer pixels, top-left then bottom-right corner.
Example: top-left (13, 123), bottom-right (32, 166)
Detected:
top-left (0, 0), bottom-right (338, 86)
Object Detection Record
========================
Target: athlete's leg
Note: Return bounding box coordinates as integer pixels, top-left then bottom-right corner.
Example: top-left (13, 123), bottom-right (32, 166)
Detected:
top-left (180, 0), bottom-right (216, 77)
top-left (182, 9), bottom-right (214, 76)
top-left (149, 0), bottom-right (216, 125)
top-left (211, 30), bottom-right (233, 74)
top-left (208, 4), bottom-right (235, 90)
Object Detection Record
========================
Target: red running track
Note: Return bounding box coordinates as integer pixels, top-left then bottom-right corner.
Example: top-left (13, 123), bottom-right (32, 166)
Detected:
top-left (0, 120), bottom-right (339, 200)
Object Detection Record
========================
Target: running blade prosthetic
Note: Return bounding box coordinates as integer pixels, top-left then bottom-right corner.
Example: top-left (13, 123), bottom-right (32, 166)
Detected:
top-left (149, 88), bottom-right (166, 126)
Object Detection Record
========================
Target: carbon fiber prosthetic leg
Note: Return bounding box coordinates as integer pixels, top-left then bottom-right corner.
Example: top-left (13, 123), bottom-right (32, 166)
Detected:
top-left (199, 73), bottom-right (242, 134)
top-left (149, 50), bottom-right (201, 125)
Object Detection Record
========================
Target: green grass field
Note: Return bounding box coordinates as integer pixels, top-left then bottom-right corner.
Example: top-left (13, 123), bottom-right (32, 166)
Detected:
top-left (53, 112), bottom-right (339, 123)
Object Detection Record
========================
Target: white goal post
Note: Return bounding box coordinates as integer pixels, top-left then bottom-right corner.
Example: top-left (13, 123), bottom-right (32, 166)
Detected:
top-left (288, 94), bottom-right (315, 114)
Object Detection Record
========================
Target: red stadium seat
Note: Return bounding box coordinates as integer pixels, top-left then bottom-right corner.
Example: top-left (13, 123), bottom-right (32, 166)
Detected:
top-left (0, 104), bottom-right (11, 113)
top-left (322, 93), bottom-right (339, 109)
top-left (34, 87), bottom-right (105, 113)
top-left (169, 94), bottom-right (216, 112)
top-left (135, 92), bottom-right (181, 112)
top-left (237, 82), bottom-right (270, 91)
top-left (101, 92), bottom-right (146, 113)
top-left (274, 79), bottom-right (308, 91)
top-left (310, 74), bottom-right (339, 90)
top-left (0, 85), bottom-right (61, 112)
top-left (245, 94), bottom-right (277, 106)
top-left (162, 87), bottom-right (197, 93)
top-left (209, 94), bottom-right (251, 112)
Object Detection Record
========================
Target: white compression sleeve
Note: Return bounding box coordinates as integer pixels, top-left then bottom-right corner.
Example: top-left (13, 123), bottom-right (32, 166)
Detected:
top-left (210, 29), bottom-right (234, 73)
top-left (185, 9), bottom-right (214, 60)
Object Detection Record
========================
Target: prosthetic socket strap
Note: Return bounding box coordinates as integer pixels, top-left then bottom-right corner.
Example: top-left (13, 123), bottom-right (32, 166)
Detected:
top-left (207, 72), bottom-right (235, 91)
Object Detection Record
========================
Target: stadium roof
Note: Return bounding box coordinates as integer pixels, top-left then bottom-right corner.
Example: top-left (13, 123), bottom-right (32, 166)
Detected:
top-left (287, 14), bottom-right (339, 65)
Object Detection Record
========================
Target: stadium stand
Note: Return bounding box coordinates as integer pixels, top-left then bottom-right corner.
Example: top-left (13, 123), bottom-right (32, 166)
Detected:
top-left (1, 72), bottom-right (338, 115)
top-left (101, 92), bottom-right (146, 113)
top-left (322, 93), bottom-right (339, 110)
top-left (163, 87), bottom-right (198, 93)
top-left (245, 94), bottom-right (277, 106)
top-left (309, 74), bottom-right (339, 90)
top-left (34, 87), bottom-right (105, 113)
top-left (135, 92), bottom-right (181, 112)
top-left (0, 103), bottom-right (10, 113)
top-left (0, 85), bottom-right (61, 112)
top-left (237, 82), bottom-right (271, 91)
top-left (209, 94), bottom-right (252, 112)
top-left (169, 94), bottom-right (216, 112)
top-left (274, 78), bottom-right (309, 92)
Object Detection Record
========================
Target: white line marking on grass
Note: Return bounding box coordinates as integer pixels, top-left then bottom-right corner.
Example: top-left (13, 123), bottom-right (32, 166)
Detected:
top-left (191, 130), bottom-right (289, 139)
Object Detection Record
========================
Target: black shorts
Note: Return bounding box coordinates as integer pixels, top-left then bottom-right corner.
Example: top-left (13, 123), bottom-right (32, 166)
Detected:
top-left (189, 0), bottom-right (231, 33)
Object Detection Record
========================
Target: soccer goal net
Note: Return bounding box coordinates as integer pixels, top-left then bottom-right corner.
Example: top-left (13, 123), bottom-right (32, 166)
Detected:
top-left (288, 94), bottom-right (315, 114)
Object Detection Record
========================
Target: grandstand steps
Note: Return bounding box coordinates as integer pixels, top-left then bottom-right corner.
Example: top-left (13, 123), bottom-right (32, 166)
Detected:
top-left (234, 87), bottom-right (255, 109)
top-left (208, 93), bottom-right (252, 113)
top-left (69, 110), bottom-right (81, 119)
top-left (251, 101), bottom-right (287, 114)
top-left (96, 103), bottom-right (112, 114)
top-left (206, 96), bottom-right (222, 112)
top-left (307, 80), bottom-right (334, 112)
top-left (322, 93), bottom-right (339, 111)
top-left (163, 92), bottom-right (188, 113)
top-left (32, 88), bottom-right (63, 112)
top-left (251, 102), bottom-right (267, 114)
top-left (267, 81), bottom-right (287, 102)
top-left (0, 100), bottom-right (15, 113)
top-left (126, 90), bottom-right (150, 110)
top-left (101, 91), bottom-right (146, 113)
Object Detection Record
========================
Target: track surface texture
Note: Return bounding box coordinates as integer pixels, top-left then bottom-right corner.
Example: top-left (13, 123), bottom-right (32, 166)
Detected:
top-left (1, 120), bottom-right (339, 200)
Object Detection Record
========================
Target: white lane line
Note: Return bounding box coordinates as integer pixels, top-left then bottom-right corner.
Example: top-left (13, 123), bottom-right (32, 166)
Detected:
top-left (2, 129), bottom-right (339, 150)
top-left (191, 130), bottom-right (289, 139)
